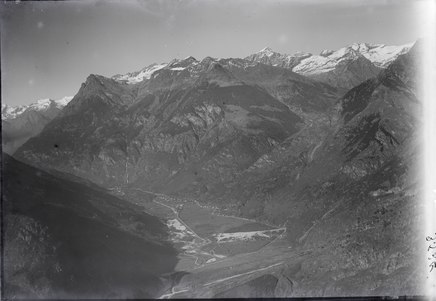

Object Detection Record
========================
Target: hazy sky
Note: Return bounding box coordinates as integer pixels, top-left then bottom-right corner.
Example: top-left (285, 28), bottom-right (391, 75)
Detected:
top-left (1, 0), bottom-right (426, 106)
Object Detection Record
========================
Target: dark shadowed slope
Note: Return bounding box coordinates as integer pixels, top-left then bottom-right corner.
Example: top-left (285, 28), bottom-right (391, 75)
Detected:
top-left (2, 154), bottom-right (178, 299)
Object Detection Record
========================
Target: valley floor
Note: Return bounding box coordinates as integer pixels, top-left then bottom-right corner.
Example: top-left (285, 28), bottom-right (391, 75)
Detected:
top-left (126, 188), bottom-right (291, 298)
top-left (112, 184), bottom-right (422, 298)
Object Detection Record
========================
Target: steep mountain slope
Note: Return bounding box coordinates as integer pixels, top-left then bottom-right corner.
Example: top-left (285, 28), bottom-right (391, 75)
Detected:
top-left (15, 57), bottom-right (338, 193)
top-left (2, 97), bottom-right (72, 154)
top-left (218, 57), bottom-right (338, 113)
top-left (205, 42), bottom-right (423, 296)
top-left (2, 154), bottom-right (178, 299)
top-left (283, 43), bottom-right (423, 296)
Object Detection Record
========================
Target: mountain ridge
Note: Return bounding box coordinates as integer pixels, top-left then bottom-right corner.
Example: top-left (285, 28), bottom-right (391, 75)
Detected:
top-left (110, 41), bottom-right (412, 91)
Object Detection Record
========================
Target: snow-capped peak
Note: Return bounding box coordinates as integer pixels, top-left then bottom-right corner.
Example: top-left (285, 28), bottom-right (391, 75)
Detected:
top-left (1, 105), bottom-right (27, 120)
top-left (168, 56), bottom-right (198, 68)
top-left (29, 98), bottom-right (52, 110)
top-left (54, 96), bottom-right (74, 107)
top-left (183, 56), bottom-right (198, 62)
top-left (329, 46), bottom-right (361, 60)
top-left (259, 47), bottom-right (274, 53)
top-left (2, 96), bottom-right (73, 120)
top-left (350, 42), bottom-right (372, 51)
top-left (112, 56), bottom-right (203, 84)
top-left (320, 49), bottom-right (334, 57)
top-left (112, 63), bottom-right (168, 84)
top-left (245, 47), bottom-right (312, 69)
top-left (246, 41), bottom-right (413, 76)
top-left (349, 42), bottom-right (414, 67)
top-left (292, 45), bottom-right (371, 76)
top-left (256, 47), bottom-right (277, 58)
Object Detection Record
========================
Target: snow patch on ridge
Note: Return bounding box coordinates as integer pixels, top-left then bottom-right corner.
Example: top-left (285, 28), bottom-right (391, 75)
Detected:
top-left (113, 63), bottom-right (168, 84)
top-left (293, 47), bottom-right (361, 75)
top-left (54, 96), bottom-right (74, 107)
top-left (214, 228), bottom-right (285, 243)
top-left (170, 67), bottom-right (186, 71)
top-left (350, 42), bottom-right (414, 67)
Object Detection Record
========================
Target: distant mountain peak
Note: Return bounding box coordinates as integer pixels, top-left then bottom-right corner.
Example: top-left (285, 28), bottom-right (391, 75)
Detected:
top-left (2, 96), bottom-right (73, 120)
top-left (29, 99), bottom-right (55, 111)
top-left (168, 56), bottom-right (198, 69)
top-left (294, 51), bottom-right (312, 57)
top-left (55, 96), bottom-right (74, 107)
top-left (348, 42), bottom-right (414, 67)
top-left (184, 55), bottom-right (198, 62)
top-left (319, 49), bottom-right (334, 57)
top-left (349, 42), bottom-right (386, 51)
top-left (110, 41), bottom-right (414, 89)
top-left (245, 47), bottom-right (310, 70)
top-left (330, 46), bottom-right (362, 59)
top-left (86, 73), bottom-right (106, 84)
top-left (2, 96), bottom-right (73, 153)
top-left (112, 63), bottom-right (168, 84)
top-left (36, 98), bottom-right (51, 104)
top-left (350, 42), bottom-right (371, 48)
top-left (259, 47), bottom-right (274, 53)
top-left (201, 56), bottom-right (217, 63)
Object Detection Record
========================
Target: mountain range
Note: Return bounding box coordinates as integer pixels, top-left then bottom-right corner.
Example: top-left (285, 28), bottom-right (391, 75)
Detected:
top-left (246, 43), bottom-right (412, 89)
top-left (112, 42), bottom-right (411, 91)
top-left (13, 42), bottom-right (412, 192)
top-left (3, 40), bottom-right (423, 298)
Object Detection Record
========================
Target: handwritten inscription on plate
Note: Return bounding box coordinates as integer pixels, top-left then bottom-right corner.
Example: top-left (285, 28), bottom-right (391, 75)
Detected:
top-left (426, 233), bottom-right (436, 272)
